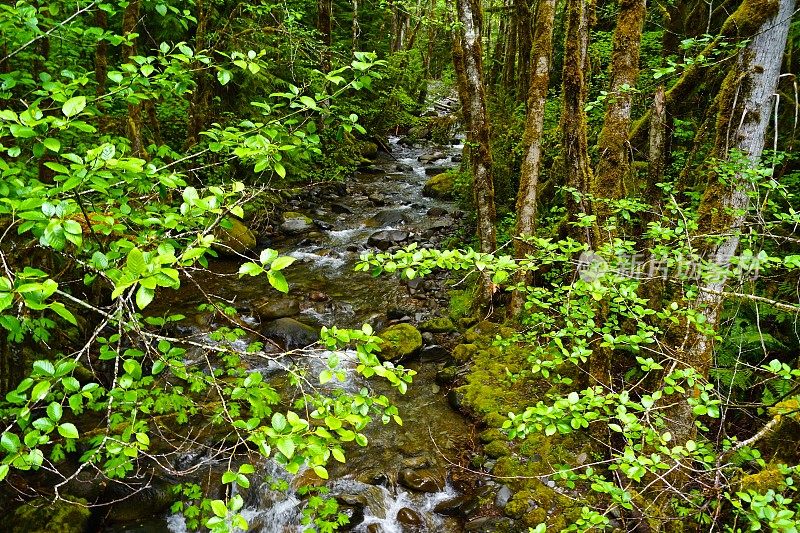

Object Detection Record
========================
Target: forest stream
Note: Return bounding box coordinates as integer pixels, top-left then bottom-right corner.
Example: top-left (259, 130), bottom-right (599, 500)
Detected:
top-left (114, 127), bottom-right (480, 532)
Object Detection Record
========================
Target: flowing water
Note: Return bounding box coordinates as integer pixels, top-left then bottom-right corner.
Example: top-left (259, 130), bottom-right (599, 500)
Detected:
top-left (116, 133), bottom-right (478, 532)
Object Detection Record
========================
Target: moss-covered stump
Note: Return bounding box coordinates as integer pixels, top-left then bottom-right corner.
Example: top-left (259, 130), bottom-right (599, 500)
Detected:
top-left (13, 496), bottom-right (91, 533)
top-left (378, 323), bottom-right (423, 362)
top-left (422, 172), bottom-right (456, 199)
top-left (213, 218), bottom-right (257, 256)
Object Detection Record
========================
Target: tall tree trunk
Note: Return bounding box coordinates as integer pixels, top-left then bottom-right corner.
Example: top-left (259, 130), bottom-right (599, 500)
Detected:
top-left (666, 0), bottom-right (791, 452)
top-left (352, 0), bottom-right (360, 52)
top-left (453, 0), bottom-right (497, 259)
top-left (561, 0), bottom-right (593, 244)
top-left (489, 2), bottom-right (508, 84)
top-left (514, 0), bottom-right (533, 100)
top-left (501, 13), bottom-right (517, 94)
top-left (592, 0), bottom-right (646, 234)
top-left (318, 0), bottom-right (332, 72)
top-left (121, 0), bottom-right (146, 158)
top-left (186, 0), bottom-right (211, 149)
top-left (509, 0), bottom-right (557, 318)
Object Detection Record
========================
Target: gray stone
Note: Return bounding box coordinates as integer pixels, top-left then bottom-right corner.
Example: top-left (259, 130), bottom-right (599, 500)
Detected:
top-left (280, 212), bottom-right (314, 234)
top-left (262, 318), bottom-right (320, 349)
top-left (368, 230), bottom-right (409, 250)
top-left (494, 485), bottom-right (513, 508)
top-left (253, 298), bottom-right (300, 320)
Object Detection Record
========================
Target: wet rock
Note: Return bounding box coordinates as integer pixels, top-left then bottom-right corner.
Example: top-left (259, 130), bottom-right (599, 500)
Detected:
top-left (398, 468), bottom-right (445, 492)
top-left (396, 163), bottom-right (414, 172)
top-left (262, 318), bottom-right (320, 348)
top-left (396, 507), bottom-right (423, 528)
top-left (367, 525), bottom-right (383, 533)
top-left (421, 331), bottom-right (434, 344)
top-left (377, 323), bottom-right (422, 362)
top-left (335, 484), bottom-right (388, 519)
top-left (447, 388), bottom-right (465, 410)
top-left (426, 207), bottom-right (448, 217)
top-left (280, 212), bottom-right (314, 234)
top-left (12, 496), bottom-right (91, 533)
top-left (425, 166), bottom-right (449, 176)
top-left (422, 173), bottom-right (455, 199)
top-left (330, 203), bottom-right (353, 214)
top-left (464, 516), bottom-right (516, 532)
top-left (368, 230), bottom-right (409, 251)
top-left (366, 209), bottom-right (410, 227)
top-left (292, 468), bottom-right (327, 490)
top-left (309, 291), bottom-right (330, 302)
top-left (420, 345), bottom-right (450, 363)
top-left (358, 165), bottom-right (383, 175)
top-left (313, 219), bottom-right (333, 231)
top-left (494, 485), bottom-right (513, 508)
top-left (451, 153), bottom-right (463, 163)
top-left (367, 194), bottom-right (386, 206)
top-left (433, 494), bottom-right (479, 517)
top-left (436, 365), bottom-right (458, 384)
top-left (213, 218), bottom-right (257, 256)
top-left (418, 151), bottom-right (446, 164)
top-left (253, 298), bottom-right (300, 320)
top-left (419, 317), bottom-right (456, 333)
top-left (104, 478), bottom-right (174, 522)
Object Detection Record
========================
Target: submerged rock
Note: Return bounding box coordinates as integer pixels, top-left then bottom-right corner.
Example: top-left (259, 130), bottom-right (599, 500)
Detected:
top-left (368, 230), bottom-right (409, 251)
top-left (12, 496), bottom-right (91, 533)
top-left (280, 211), bottom-right (314, 234)
top-left (213, 218), bottom-right (257, 255)
top-left (253, 298), bottom-right (300, 320)
top-left (378, 323), bottom-right (422, 362)
top-left (422, 173), bottom-right (455, 199)
top-left (396, 507), bottom-right (423, 527)
top-left (262, 317), bottom-right (320, 348)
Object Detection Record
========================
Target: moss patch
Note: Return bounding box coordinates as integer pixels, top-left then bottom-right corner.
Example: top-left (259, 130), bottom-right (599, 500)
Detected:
top-left (419, 317), bottom-right (456, 333)
top-left (213, 218), bottom-right (257, 255)
top-left (378, 323), bottom-right (423, 362)
top-left (423, 172), bottom-right (456, 199)
top-left (13, 496), bottom-right (91, 533)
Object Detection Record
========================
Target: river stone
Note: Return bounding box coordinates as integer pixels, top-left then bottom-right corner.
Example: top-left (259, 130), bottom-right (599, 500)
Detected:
top-left (398, 467), bottom-right (445, 492)
top-left (419, 345), bottom-right (450, 363)
top-left (360, 141), bottom-right (379, 159)
top-left (451, 153), bottom-right (463, 163)
top-left (213, 218), bottom-right (257, 255)
top-left (378, 323), bottom-right (422, 362)
top-left (262, 318), bottom-right (320, 348)
top-left (422, 173), bottom-right (455, 199)
top-left (425, 166), bottom-right (449, 176)
top-left (495, 484), bottom-right (513, 508)
top-left (396, 163), bottom-right (414, 172)
top-left (330, 202), bottom-right (353, 214)
top-left (367, 194), bottom-right (386, 206)
top-left (12, 496), bottom-right (91, 533)
top-left (396, 507), bottom-right (423, 527)
top-left (253, 298), bottom-right (300, 320)
top-left (426, 207), bottom-right (448, 217)
top-left (418, 151), bottom-right (446, 164)
top-left (464, 516), bottom-right (516, 532)
top-left (368, 230), bottom-right (409, 251)
top-left (366, 209), bottom-right (409, 227)
top-left (434, 494), bottom-right (480, 517)
top-left (280, 212), bottom-right (314, 234)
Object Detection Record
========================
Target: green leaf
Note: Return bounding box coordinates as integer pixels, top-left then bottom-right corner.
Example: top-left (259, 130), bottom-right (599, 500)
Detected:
top-left (135, 285), bottom-right (155, 309)
top-left (273, 162), bottom-right (286, 178)
top-left (58, 422), bottom-right (79, 439)
top-left (313, 465), bottom-right (329, 479)
top-left (31, 380), bottom-right (50, 401)
top-left (222, 471), bottom-right (237, 484)
top-left (210, 499), bottom-right (228, 518)
top-left (62, 96), bottom-right (87, 118)
top-left (1, 432), bottom-right (20, 453)
top-left (0, 465), bottom-right (8, 481)
top-left (47, 402), bottom-right (63, 422)
top-left (217, 69), bottom-right (232, 86)
top-left (270, 256), bottom-right (296, 271)
top-left (276, 436), bottom-right (295, 459)
top-left (43, 138), bottom-right (61, 152)
top-left (299, 96), bottom-right (317, 109)
top-left (126, 248), bottom-right (146, 276)
top-left (238, 262), bottom-right (263, 277)
top-left (50, 303), bottom-right (78, 325)
top-left (32, 360), bottom-right (55, 377)
top-left (155, 3), bottom-right (167, 16)
top-left (267, 270), bottom-right (288, 293)
top-left (331, 448), bottom-right (345, 463)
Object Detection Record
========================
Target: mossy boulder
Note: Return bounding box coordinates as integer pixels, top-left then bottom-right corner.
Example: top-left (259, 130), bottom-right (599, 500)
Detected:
top-left (280, 212), bottom-right (314, 234)
top-left (13, 496), bottom-right (91, 533)
top-left (452, 343), bottom-right (479, 363)
top-left (464, 321), bottom-right (516, 345)
top-left (484, 439), bottom-right (512, 458)
top-left (419, 317), bottom-right (456, 333)
top-left (423, 172), bottom-right (456, 199)
top-left (213, 218), bottom-right (257, 256)
top-left (378, 323), bottom-right (423, 362)
top-left (359, 141), bottom-right (379, 160)
top-left (738, 467), bottom-right (786, 492)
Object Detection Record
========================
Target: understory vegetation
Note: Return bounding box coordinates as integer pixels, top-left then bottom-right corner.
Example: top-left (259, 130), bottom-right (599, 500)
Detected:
top-left (1, 0), bottom-right (799, 531)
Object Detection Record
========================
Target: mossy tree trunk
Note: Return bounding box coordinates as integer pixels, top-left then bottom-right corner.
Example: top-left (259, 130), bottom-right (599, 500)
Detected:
top-left (318, 0), bottom-right (332, 72)
top-left (514, 0), bottom-right (533, 100)
top-left (665, 0), bottom-right (791, 455)
top-left (501, 8), bottom-right (517, 93)
top-left (186, 0), bottom-right (211, 149)
top-left (452, 0), bottom-right (497, 305)
top-left (509, 0), bottom-right (557, 318)
top-left (561, 0), bottom-right (594, 244)
top-left (121, 0), bottom-right (146, 158)
top-left (592, 0), bottom-right (646, 236)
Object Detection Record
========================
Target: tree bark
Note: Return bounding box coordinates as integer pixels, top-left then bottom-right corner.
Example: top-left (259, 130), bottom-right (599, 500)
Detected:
top-left (121, 0), bottom-right (146, 158)
top-left (353, 0), bottom-right (360, 52)
top-left (561, 0), bottom-right (593, 244)
top-left (509, 0), bottom-right (557, 318)
top-left (667, 0), bottom-right (792, 448)
top-left (318, 0), bottom-right (332, 72)
top-left (453, 0), bottom-right (497, 258)
top-left (592, 0), bottom-right (646, 233)
top-left (514, 0), bottom-right (533, 100)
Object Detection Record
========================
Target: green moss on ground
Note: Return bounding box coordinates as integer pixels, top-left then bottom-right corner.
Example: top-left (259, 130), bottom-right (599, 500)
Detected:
top-left (378, 323), bottom-right (423, 361)
top-left (13, 496), bottom-right (91, 533)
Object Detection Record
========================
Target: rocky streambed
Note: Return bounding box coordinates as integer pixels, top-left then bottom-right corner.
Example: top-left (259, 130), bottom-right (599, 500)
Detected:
top-left (103, 133), bottom-right (505, 532)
